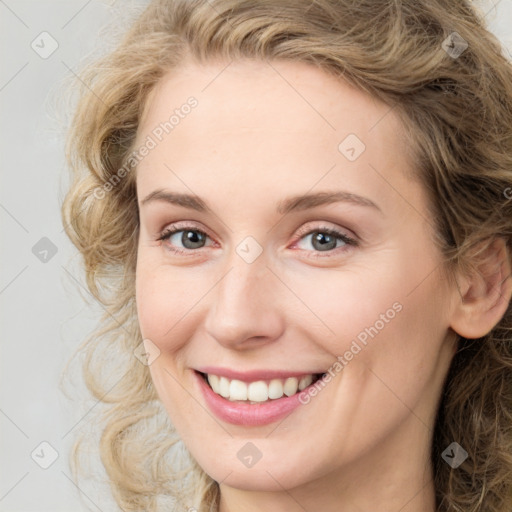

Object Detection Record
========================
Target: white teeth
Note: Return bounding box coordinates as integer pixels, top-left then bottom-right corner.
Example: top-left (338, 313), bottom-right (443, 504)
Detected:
top-left (248, 381), bottom-right (268, 402)
top-left (205, 373), bottom-right (316, 402)
top-left (283, 377), bottom-right (299, 396)
top-left (298, 375), bottom-right (313, 391)
top-left (268, 379), bottom-right (284, 399)
top-left (229, 379), bottom-right (247, 401)
top-left (208, 374), bottom-right (220, 394)
top-left (218, 377), bottom-right (230, 398)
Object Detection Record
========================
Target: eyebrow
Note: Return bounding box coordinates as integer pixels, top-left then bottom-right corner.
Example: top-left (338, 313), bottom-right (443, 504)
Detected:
top-left (140, 189), bottom-right (382, 214)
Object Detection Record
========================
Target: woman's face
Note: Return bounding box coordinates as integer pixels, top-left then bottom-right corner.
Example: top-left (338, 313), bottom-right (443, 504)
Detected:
top-left (135, 59), bottom-right (460, 503)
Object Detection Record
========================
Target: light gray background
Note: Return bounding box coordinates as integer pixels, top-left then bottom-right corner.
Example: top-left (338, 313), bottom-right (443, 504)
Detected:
top-left (1, 1), bottom-right (511, 511)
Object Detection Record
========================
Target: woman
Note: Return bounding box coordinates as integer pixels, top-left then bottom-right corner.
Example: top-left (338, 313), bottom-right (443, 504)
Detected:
top-left (61, 1), bottom-right (512, 511)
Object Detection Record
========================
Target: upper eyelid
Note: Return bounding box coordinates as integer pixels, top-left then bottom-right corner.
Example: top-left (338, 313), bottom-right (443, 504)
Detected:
top-left (158, 222), bottom-right (356, 246)
top-left (158, 221), bottom-right (210, 237)
top-left (159, 221), bottom-right (349, 236)
top-left (294, 223), bottom-right (356, 241)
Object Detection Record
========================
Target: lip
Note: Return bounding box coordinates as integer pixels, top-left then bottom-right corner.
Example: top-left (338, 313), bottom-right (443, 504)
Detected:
top-left (196, 366), bottom-right (321, 382)
top-left (194, 370), bottom-right (313, 426)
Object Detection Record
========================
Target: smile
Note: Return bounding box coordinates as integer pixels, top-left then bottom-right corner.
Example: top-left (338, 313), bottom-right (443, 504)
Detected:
top-left (202, 372), bottom-right (322, 402)
top-left (194, 369), bottom-right (327, 426)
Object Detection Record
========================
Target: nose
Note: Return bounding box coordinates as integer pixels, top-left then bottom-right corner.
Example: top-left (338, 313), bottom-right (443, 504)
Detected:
top-left (203, 252), bottom-right (285, 350)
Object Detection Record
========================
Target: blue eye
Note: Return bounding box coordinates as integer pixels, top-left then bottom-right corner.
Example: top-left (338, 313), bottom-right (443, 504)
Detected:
top-left (157, 224), bottom-right (357, 257)
top-left (157, 226), bottom-right (211, 255)
top-left (295, 227), bottom-right (355, 253)
top-left (291, 226), bottom-right (357, 258)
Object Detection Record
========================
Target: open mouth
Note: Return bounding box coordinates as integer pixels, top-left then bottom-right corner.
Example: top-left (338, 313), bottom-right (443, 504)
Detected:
top-left (197, 371), bottom-right (325, 404)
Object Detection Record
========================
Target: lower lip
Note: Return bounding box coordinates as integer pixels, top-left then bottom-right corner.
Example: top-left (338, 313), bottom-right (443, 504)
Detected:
top-left (195, 372), bottom-right (306, 426)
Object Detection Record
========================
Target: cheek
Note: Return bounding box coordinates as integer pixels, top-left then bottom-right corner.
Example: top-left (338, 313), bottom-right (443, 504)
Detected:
top-left (285, 260), bottom-right (407, 345)
top-left (135, 252), bottom-right (204, 347)
top-left (135, 256), bottom-right (209, 434)
top-left (290, 253), bottom-right (451, 395)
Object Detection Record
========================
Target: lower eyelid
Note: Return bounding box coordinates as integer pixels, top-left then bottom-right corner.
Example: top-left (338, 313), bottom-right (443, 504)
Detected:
top-left (158, 226), bottom-right (357, 255)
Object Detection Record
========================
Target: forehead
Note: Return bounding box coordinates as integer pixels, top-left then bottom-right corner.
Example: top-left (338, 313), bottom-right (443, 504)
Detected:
top-left (134, 58), bottom-right (417, 215)
top-left (137, 58), bottom-right (400, 144)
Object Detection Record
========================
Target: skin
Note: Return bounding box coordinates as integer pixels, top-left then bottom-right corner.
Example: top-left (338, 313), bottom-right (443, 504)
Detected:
top-left (134, 58), bottom-right (511, 512)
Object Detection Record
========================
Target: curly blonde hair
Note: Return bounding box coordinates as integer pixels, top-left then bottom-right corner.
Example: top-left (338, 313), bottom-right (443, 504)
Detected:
top-left (61, 1), bottom-right (512, 511)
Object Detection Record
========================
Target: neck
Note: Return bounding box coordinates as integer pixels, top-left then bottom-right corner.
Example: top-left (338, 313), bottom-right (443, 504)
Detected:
top-left (218, 415), bottom-right (437, 512)
top-left (219, 466), bottom-right (436, 512)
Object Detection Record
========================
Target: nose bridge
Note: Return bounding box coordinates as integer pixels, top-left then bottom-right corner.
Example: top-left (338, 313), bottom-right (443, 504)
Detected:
top-left (224, 257), bottom-right (265, 307)
top-left (204, 247), bottom-right (284, 348)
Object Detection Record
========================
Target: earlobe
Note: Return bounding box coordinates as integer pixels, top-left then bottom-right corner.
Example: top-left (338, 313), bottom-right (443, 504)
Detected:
top-left (449, 238), bottom-right (512, 339)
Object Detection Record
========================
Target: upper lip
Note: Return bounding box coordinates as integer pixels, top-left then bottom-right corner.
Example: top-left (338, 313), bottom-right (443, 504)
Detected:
top-left (195, 366), bottom-right (325, 382)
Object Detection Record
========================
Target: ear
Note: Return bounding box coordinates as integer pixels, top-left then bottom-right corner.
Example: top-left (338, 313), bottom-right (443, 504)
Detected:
top-left (450, 237), bottom-right (512, 339)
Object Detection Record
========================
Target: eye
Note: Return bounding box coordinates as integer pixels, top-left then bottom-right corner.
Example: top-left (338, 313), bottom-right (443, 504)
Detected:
top-left (156, 222), bottom-right (357, 257)
top-left (293, 225), bottom-right (357, 257)
top-left (157, 223), bottom-right (213, 255)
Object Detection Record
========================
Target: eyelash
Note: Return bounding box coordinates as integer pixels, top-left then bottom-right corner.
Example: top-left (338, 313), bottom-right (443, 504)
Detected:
top-left (156, 223), bottom-right (358, 258)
